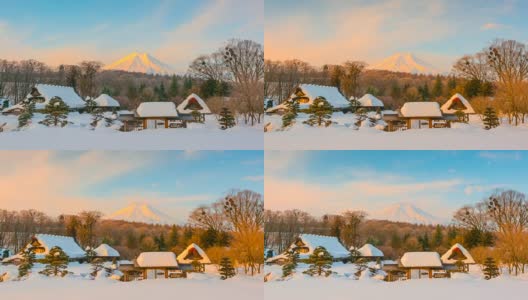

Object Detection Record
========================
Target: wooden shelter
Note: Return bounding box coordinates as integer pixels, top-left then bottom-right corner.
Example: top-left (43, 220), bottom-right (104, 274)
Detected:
top-left (399, 252), bottom-right (446, 279)
top-left (134, 102), bottom-right (185, 129)
top-left (350, 243), bottom-right (384, 261)
top-left (266, 234), bottom-right (350, 264)
top-left (266, 84), bottom-right (349, 113)
top-left (134, 252), bottom-right (184, 279)
top-left (93, 243), bottom-right (120, 262)
top-left (399, 102), bottom-right (451, 129)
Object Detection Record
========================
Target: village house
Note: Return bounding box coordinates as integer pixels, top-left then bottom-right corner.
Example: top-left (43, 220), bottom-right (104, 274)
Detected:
top-left (266, 234), bottom-right (350, 264)
top-left (356, 94), bottom-right (384, 111)
top-left (266, 84), bottom-right (350, 114)
top-left (441, 93), bottom-right (476, 122)
top-left (350, 243), bottom-right (384, 261)
top-left (2, 234), bottom-right (85, 264)
top-left (92, 94), bottom-right (121, 112)
top-left (441, 243), bottom-right (475, 272)
top-left (132, 252), bottom-right (184, 279)
top-left (134, 102), bottom-right (184, 129)
top-left (93, 243), bottom-right (120, 262)
top-left (176, 243), bottom-right (211, 272)
top-left (176, 93), bottom-right (211, 122)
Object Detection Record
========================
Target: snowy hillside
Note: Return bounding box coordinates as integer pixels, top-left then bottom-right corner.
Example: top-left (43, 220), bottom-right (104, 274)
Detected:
top-left (107, 203), bottom-right (175, 224)
top-left (103, 52), bottom-right (174, 75)
top-left (374, 203), bottom-right (445, 225)
top-left (369, 53), bottom-right (441, 74)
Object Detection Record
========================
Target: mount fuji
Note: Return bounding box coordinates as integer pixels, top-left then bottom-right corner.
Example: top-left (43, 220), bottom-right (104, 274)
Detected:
top-left (369, 53), bottom-right (441, 74)
top-left (373, 203), bottom-right (446, 225)
top-left (103, 52), bottom-right (174, 75)
top-left (107, 202), bottom-right (175, 224)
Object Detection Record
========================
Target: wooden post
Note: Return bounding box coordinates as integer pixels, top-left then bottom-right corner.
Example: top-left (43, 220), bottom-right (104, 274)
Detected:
top-left (428, 119), bottom-right (433, 128)
top-left (418, 268), bottom-right (421, 279)
top-left (142, 119), bottom-right (147, 129)
top-left (406, 119), bottom-right (411, 130)
top-left (407, 269), bottom-right (411, 280)
top-left (165, 119), bottom-right (169, 128)
top-left (165, 268), bottom-right (168, 278)
top-left (428, 269), bottom-right (433, 278)
top-left (143, 269), bottom-right (147, 280)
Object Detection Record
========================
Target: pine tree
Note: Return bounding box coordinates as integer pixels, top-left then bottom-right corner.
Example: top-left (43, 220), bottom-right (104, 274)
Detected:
top-left (90, 257), bottom-right (104, 278)
top-left (281, 250), bottom-right (299, 278)
top-left (432, 75), bottom-right (443, 98)
top-left (18, 99), bottom-right (36, 128)
top-left (303, 97), bottom-right (333, 127)
top-left (39, 97), bottom-right (70, 127)
top-left (219, 257), bottom-right (236, 280)
top-left (18, 247), bottom-right (36, 278)
top-left (191, 110), bottom-right (203, 123)
top-left (169, 75), bottom-right (179, 98)
top-left (168, 225), bottom-right (179, 248)
top-left (483, 107), bottom-right (499, 130)
top-left (84, 98), bottom-right (97, 114)
top-left (348, 98), bottom-right (361, 113)
top-left (483, 257), bottom-right (499, 280)
top-left (85, 247), bottom-right (96, 263)
top-left (39, 246), bottom-right (70, 277)
top-left (158, 83), bottom-right (167, 101)
top-left (281, 99), bottom-right (299, 128)
top-left (218, 107), bottom-right (235, 130)
top-left (303, 246), bottom-right (333, 277)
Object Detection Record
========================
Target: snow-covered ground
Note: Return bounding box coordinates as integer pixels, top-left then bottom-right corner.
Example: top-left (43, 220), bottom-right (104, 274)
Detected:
top-left (0, 112), bottom-right (262, 150)
top-left (265, 262), bottom-right (528, 300)
top-left (0, 262), bottom-right (262, 300)
top-left (265, 112), bottom-right (528, 150)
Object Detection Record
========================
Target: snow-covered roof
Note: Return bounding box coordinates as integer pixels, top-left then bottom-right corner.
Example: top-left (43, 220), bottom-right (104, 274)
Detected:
top-left (400, 252), bottom-right (443, 268)
top-left (135, 102), bottom-right (179, 118)
top-left (93, 94), bottom-right (120, 107)
top-left (400, 102), bottom-right (443, 118)
top-left (31, 234), bottom-right (85, 259)
top-left (177, 243), bottom-right (211, 264)
top-left (358, 94), bottom-right (384, 107)
top-left (28, 84), bottom-right (85, 109)
top-left (441, 93), bottom-right (475, 114)
top-left (351, 244), bottom-right (384, 257)
top-left (295, 234), bottom-right (349, 259)
top-left (177, 94), bottom-right (211, 114)
top-left (94, 243), bottom-right (120, 257)
top-left (136, 252), bottom-right (179, 268)
top-left (441, 243), bottom-right (475, 265)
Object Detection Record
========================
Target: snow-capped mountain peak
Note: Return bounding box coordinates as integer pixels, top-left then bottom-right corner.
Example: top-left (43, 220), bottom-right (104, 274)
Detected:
top-left (107, 202), bottom-right (174, 224)
top-left (369, 52), bottom-right (440, 74)
top-left (103, 52), bottom-right (174, 75)
top-left (374, 202), bottom-right (445, 225)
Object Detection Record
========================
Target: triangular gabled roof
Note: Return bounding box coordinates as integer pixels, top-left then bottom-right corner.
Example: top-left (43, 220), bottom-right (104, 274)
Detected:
top-left (441, 93), bottom-right (475, 114)
top-left (177, 243), bottom-right (211, 264)
top-left (31, 234), bottom-right (86, 259)
top-left (177, 94), bottom-right (211, 114)
top-left (441, 243), bottom-right (475, 264)
top-left (27, 84), bottom-right (85, 109)
top-left (94, 243), bottom-right (120, 257)
top-left (357, 94), bottom-right (384, 107)
top-left (351, 243), bottom-right (384, 257)
top-left (94, 94), bottom-right (120, 107)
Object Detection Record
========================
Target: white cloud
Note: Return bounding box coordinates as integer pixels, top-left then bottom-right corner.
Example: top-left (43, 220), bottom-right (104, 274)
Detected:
top-left (481, 22), bottom-right (508, 30)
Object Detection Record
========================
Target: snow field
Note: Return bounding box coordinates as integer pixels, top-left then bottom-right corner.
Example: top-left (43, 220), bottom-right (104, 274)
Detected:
top-left (0, 112), bottom-right (263, 150)
top-left (265, 113), bottom-right (528, 150)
